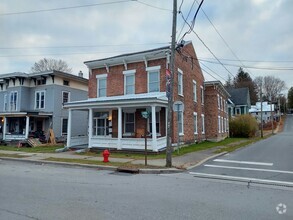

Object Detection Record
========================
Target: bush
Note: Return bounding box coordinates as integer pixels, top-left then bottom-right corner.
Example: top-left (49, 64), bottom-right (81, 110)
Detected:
top-left (229, 115), bottom-right (258, 138)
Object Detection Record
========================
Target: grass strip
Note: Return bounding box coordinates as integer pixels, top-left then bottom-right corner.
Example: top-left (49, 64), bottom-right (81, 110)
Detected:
top-left (0, 153), bottom-right (28, 158)
top-left (0, 145), bottom-right (62, 153)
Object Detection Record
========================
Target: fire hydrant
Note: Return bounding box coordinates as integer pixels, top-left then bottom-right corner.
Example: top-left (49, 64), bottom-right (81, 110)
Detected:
top-left (102, 149), bottom-right (110, 163)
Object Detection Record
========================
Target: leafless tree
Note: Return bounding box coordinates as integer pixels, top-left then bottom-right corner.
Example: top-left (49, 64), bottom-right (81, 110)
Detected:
top-left (31, 58), bottom-right (72, 73)
top-left (254, 76), bottom-right (286, 101)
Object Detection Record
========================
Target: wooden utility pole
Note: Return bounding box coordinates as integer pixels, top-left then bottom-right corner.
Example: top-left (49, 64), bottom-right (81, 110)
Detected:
top-left (166, 0), bottom-right (177, 167)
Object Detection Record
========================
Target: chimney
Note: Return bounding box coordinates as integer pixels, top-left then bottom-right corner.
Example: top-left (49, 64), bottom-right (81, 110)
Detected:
top-left (78, 70), bottom-right (83, 78)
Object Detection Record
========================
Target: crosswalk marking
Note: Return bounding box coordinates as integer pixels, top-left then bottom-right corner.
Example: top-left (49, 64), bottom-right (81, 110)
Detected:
top-left (213, 159), bottom-right (273, 166)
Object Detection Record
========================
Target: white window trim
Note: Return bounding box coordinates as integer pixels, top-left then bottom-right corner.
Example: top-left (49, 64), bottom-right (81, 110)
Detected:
top-left (201, 86), bottom-right (204, 105)
top-left (62, 91), bottom-right (71, 104)
top-left (97, 75), bottom-right (107, 97)
top-left (147, 67), bottom-right (160, 93)
top-left (201, 114), bottom-right (205, 134)
top-left (193, 80), bottom-right (197, 102)
top-left (147, 111), bottom-right (161, 136)
top-left (217, 94), bottom-right (220, 109)
top-left (221, 116), bottom-right (224, 133)
top-left (218, 116), bottom-right (221, 133)
top-left (3, 94), bottom-right (7, 111)
top-left (123, 112), bottom-right (135, 136)
top-left (9, 91), bottom-right (18, 111)
top-left (35, 90), bottom-right (45, 110)
top-left (123, 71), bottom-right (135, 95)
top-left (178, 68), bottom-right (183, 96)
top-left (193, 112), bottom-right (198, 134)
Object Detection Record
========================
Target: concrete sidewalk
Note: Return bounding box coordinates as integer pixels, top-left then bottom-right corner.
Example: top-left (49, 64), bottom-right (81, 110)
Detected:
top-left (0, 147), bottom-right (225, 173)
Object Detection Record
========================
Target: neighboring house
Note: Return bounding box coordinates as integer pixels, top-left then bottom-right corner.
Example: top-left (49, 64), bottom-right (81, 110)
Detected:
top-left (204, 81), bottom-right (230, 142)
top-left (226, 87), bottom-right (251, 117)
top-left (249, 102), bottom-right (275, 123)
top-left (64, 41), bottom-right (205, 152)
top-left (0, 70), bottom-right (88, 142)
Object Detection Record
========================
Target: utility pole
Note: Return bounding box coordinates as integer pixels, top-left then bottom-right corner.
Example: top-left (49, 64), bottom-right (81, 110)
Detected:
top-left (260, 82), bottom-right (263, 138)
top-left (166, 0), bottom-right (177, 167)
top-left (270, 94), bottom-right (274, 134)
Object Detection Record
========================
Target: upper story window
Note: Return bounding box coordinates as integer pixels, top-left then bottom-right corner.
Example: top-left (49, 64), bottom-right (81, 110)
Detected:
top-left (62, 91), bottom-right (70, 104)
top-left (3, 94), bottom-right (8, 111)
top-left (123, 70), bottom-right (135, 95)
top-left (63, 80), bottom-right (70, 86)
top-left (220, 96), bottom-right (223, 110)
top-left (9, 91), bottom-right (18, 111)
top-left (35, 91), bottom-right (45, 109)
top-left (147, 66), bottom-right (160, 93)
top-left (178, 69), bottom-right (183, 96)
top-left (217, 94), bottom-right (220, 109)
top-left (37, 78), bottom-right (46, 85)
top-left (96, 74), bottom-right (107, 97)
top-left (200, 86), bottom-right (204, 104)
top-left (193, 80), bottom-right (197, 102)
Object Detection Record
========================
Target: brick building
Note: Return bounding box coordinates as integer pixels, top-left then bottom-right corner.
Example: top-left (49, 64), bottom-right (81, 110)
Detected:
top-left (204, 81), bottom-right (230, 142)
top-left (64, 41), bottom-right (205, 151)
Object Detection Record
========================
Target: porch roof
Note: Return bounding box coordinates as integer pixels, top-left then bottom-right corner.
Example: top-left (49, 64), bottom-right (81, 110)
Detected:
top-left (64, 92), bottom-right (168, 109)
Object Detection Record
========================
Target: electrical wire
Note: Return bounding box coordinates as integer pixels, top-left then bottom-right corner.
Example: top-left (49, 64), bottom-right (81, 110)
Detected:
top-left (135, 0), bottom-right (172, 12)
top-left (177, 0), bottom-right (196, 40)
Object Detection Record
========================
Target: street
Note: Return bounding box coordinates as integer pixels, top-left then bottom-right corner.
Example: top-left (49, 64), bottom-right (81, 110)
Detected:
top-left (0, 160), bottom-right (292, 220)
top-left (189, 115), bottom-right (293, 184)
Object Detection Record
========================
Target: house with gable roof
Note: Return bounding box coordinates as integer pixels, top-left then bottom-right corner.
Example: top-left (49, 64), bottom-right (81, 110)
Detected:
top-left (64, 41), bottom-right (206, 152)
top-left (226, 87), bottom-right (251, 117)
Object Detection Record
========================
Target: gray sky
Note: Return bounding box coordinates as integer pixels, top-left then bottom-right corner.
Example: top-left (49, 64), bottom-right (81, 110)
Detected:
top-left (1, 0), bottom-right (292, 94)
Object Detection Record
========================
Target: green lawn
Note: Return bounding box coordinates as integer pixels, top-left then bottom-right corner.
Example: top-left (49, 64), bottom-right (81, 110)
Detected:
top-left (0, 145), bottom-right (63, 153)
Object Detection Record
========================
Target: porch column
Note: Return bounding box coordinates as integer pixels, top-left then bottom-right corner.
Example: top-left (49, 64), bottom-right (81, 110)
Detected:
top-left (117, 107), bottom-right (122, 150)
top-left (66, 109), bottom-right (72, 148)
top-left (25, 116), bottom-right (30, 139)
top-left (88, 108), bottom-right (93, 148)
top-left (3, 116), bottom-right (6, 140)
top-left (151, 105), bottom-right (157, 151)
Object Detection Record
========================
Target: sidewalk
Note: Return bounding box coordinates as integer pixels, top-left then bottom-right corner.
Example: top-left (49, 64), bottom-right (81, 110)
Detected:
top-left (0, 147), bottom-right (225, 173)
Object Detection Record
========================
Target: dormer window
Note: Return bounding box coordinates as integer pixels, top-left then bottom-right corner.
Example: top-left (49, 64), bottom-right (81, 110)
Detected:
top-left (37, 78), bottom-right (46, 85)
top-left (63, 80), bottom-right (70, 86)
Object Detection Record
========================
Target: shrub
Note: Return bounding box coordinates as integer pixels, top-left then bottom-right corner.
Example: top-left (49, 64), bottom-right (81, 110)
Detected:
top-left (229, 114), bottom-right (258, 138)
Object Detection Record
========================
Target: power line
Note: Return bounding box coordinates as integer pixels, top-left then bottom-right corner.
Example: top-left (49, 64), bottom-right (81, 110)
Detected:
top-left (199, 61), bottom-right (227, 81)
top-left (177, 0), bottom-right (196, 40)
top-left (0, 42), bottom-right (169, 50)
top-left (135, 0), bottom-right (172, 12)
top-left (199, 57), bottom-right (293, 63)
top-left (0, 0), bottom-right (133, 16)
top-left (199, 59), bottom-right (293, 70)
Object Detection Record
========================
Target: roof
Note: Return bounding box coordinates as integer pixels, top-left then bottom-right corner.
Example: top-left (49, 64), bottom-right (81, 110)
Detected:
top-left (226, 87), bottom-right (251, 106)
top-left (249, 102), bottom-right (275, 112)
top-left (204, 80), bottom-right (230, 97)
top-left (63, 92), bottom-right (168, 109)
top-left (84, 41), bottom-right (192, 69)
top-left (0, 70), bottom-right (88, 84)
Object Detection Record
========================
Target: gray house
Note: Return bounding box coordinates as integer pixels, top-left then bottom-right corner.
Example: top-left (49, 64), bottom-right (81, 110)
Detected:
top-left (0, 70), bottom-right (88, 142)
top-left (226, 87), bottom-right (251, 117)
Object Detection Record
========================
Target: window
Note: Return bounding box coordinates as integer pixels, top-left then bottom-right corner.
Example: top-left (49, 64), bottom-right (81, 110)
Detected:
top-left (123, 70), bottom-right (135, 95)
top-left (37, 78), bottom-right (46, 85)
top-left (193, 80), bottom-right (197, 102)
top-left (217, 94), bottom-right (220, 109)
top-left (193, 112), bottom-right (198, 134)
top-left (147, 66), bottom-right (160, 93)
top-left (178, 111), bottom-right (184, 135)
top-left (236, 108), bottom-right (241, 115)
top-left (124, 113), bottom-right (135, 133)
top-left (218, 116), bottom-right (221, 133)
top-left (93, 112), bottom-right (109, 136)
top-left (96, 75), bottom-right (107, 97)
top-left (9, 91), bottom-right (18, 111)
top-left (178, 69), bottom-right (183, 96)
top-left (62, 91), bottom-right (70, 104)
top-left (149, 112), bottom-right (160, 134)
top-left (221, 117), bottom-right (224, 133)
top-left (62, 118), bottom-right (68, 135)
top-left (3, 94), bottom-right (8, 111)
top-left (35, 91), bottom-right (45, 109)
top-left (201, 114), bottom-right (205, 134)
top-left (63, 80), bottom-right (70, 86)
top-left (200, 86), bottom-right (204, 104)
top-left (220, 97), bottom-right (223, 110)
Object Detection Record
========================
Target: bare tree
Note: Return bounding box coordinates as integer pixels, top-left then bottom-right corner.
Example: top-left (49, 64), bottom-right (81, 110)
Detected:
top-left (254, 76), bottom-right (286, 101)
top-left (31, 58), bottom-right (72, 73)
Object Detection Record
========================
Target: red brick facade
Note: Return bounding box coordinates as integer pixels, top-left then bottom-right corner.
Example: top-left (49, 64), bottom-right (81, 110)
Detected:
top-left (204, 82), bottom-right (229, 141)
top-left (87, 42), bottom-right (205, 145)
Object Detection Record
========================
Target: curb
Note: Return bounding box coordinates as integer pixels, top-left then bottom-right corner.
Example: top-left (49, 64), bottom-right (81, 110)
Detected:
top-left (0, 157), bottom-right (183, 174)
top-left (186, 151), bottom-right (228, 170)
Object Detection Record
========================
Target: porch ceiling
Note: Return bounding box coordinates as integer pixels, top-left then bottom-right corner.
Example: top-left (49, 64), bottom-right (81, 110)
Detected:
top-left (64, 92), bottom-right (168, 110)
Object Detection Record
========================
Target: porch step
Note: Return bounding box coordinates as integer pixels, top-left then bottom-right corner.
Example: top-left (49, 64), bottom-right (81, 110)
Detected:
top-left (27, 138), bottom-right (42, 147)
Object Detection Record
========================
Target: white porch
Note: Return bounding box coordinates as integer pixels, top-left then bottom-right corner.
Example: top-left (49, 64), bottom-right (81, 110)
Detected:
top-left (64, 92), bottom-right (168, 152)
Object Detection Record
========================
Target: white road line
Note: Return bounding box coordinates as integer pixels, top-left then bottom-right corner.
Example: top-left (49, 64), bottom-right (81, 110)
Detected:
top-left (213, 159), bottom-right (273, 166)
top-left (189, 172), bottom-right (293, 186)
top-left (204, 164), bottom-right (293, 174)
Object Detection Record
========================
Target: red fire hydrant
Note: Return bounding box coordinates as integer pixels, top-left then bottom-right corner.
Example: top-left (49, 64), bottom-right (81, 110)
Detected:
top-left (102, 149), bottom-right (110, 163)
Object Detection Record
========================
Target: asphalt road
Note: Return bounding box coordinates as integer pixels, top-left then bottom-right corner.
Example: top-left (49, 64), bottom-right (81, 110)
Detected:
top-left (189, 115), bottom-right (293, 184)
top-left (0, 160), bottom-right (293, 220)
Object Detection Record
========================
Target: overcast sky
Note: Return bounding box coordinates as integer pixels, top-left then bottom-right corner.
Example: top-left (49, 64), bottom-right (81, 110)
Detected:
top-left (1, 0), bottom-right (292, 93)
